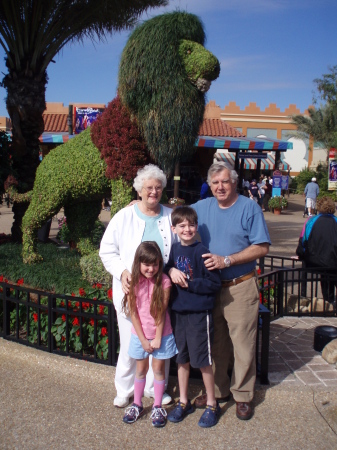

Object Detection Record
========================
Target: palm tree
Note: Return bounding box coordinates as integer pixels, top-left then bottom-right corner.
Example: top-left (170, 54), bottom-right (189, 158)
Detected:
top-left (291, 104), bottom-right (337, 152)
top-left (0, 0), bottom-right (167, 241)
top-left (291, 65), bottom-right (337, 161)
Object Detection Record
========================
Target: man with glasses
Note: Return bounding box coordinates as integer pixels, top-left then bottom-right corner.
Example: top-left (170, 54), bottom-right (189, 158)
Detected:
top-left (188, 162), bottom-right (271, 420)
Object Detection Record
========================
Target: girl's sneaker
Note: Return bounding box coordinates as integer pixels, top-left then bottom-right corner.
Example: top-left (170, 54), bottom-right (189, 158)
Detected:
top-left (122, 403), bottom-right (144, 424)
top-left (150, 405), bottom-right (167, 428)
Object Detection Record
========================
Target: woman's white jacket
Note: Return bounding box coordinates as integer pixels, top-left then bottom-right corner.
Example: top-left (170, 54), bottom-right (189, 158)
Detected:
top-left (99, 204), bottom-right (177, 314)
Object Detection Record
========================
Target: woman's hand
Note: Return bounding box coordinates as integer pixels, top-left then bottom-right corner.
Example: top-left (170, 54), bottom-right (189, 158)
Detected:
top-left (150, 337), bottom-right (161, 350)
top-left (168, 268), bottom-right (188, 288)
top-left (141, 339), bottom-right (153, 353)
top-left (121, 269), bottom-right (131, 294)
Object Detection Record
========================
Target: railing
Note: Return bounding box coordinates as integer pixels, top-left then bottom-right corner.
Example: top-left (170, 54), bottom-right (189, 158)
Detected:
top-left (1, 258), bottom-right (336, 384)
top-left (0, 282), bottom-right (119, 366)
top-left (257, 255), bottom-right (336, 319)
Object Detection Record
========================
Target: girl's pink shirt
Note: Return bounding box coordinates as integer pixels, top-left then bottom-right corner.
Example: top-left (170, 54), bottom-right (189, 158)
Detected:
top-left (131, 273), bottom-right (172, 340)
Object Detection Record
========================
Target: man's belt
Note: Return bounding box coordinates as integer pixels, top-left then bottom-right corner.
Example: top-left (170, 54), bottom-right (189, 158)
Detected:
top-left (221, 270), bottom-right (256, 288)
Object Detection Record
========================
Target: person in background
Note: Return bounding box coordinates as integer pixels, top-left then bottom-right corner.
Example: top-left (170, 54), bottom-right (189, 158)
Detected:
top-left (99, 164), bottom-right (178, 408)
top-left (248, 179), bottom-right (261, 203)
top-left (257, 176), bottom-right (266, 210)
top-left (304, 177), bottom-right (319, 216)
top-left (200, 177), bottom-right (212, 199)
top-left (295, 196), bottom-right (337, 304)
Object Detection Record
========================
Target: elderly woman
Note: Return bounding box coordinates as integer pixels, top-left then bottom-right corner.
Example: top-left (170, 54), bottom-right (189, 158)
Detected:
top-left (99, 164), bottom-right (177, 408)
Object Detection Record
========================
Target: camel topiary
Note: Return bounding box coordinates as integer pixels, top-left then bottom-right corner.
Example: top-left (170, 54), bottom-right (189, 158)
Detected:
top-left (21, 11), bottom-right (220, 264)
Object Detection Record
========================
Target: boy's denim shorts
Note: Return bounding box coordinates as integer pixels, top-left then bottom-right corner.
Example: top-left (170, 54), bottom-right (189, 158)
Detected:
top-left (128, 332), bottom-right (178, 360)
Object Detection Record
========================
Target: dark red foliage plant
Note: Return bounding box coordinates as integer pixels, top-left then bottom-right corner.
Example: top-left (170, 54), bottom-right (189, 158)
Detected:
top-left (91, 96), bottom-right (149, 183)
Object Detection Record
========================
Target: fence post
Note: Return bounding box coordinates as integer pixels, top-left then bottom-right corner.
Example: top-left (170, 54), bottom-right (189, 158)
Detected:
top-left (4, 287), bottom-right (10, 336)
top-left (259, 256), bottom-right (265, 274)
top-left (277, 270), bottom-right (284, 317)
top-left (108, 303), bottom-right (113, 366)
top-left (48, 295), bottom-right (53, 353)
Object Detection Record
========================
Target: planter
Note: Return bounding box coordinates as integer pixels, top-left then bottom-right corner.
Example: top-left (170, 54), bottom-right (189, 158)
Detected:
top-left (273, 208), bottom-right (281, 215)
top-left (37, 219), bottom-right (52, 243)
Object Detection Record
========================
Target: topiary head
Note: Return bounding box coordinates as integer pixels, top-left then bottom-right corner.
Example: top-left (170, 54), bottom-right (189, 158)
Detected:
top-left (118, 11), bottom-right (220, 174)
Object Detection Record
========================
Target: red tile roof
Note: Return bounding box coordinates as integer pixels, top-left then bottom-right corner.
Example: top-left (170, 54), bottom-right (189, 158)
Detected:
top-left (199, 118), bottom-right (245, 137)
top-left (42, 114), bottom-right (244, 138)
top-left (43, 114), bottom-right (68, 132)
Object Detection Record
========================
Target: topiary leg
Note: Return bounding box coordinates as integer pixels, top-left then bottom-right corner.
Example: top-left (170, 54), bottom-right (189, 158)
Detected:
top-left (64, 199), bottom-right (102, 249)
top-left (22, 199), bottom-right (60, 264)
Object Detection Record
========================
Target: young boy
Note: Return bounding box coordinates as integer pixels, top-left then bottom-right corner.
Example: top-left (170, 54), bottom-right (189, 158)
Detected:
top-left (166, 206), bottom-right (222, 428)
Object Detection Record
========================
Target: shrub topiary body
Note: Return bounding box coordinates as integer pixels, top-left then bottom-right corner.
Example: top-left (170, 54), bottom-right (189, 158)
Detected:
top-left (118, 11), bottom-right (220, 173)
top-left (22, 129), bottom-right (110, 263)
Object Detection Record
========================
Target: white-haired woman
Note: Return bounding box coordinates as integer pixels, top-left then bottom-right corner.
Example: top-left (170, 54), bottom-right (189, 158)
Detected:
top-left (100, 164), bottom-right (177, 408)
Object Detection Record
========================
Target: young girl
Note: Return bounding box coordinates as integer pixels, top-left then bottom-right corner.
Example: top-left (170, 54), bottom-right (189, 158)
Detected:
top-left (122, 241), bottom-right (178, 427)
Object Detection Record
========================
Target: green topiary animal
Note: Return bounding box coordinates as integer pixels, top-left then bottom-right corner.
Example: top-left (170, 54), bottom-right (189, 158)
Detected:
top-left (22, 11), bottom-right (220, 265)
top-left (119, 11), bottom-right (220, 173)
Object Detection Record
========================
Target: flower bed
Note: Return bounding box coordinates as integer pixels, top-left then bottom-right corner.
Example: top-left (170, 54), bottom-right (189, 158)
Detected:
top-left (0, 276), bottom-right (117, 363)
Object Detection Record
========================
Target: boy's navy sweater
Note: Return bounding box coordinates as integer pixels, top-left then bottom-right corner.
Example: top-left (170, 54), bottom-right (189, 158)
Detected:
top-left (166, 241), bottom-right (222, 312)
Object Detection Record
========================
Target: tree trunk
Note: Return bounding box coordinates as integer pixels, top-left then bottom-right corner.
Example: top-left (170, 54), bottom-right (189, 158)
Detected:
top-left (3, 72), bottom-right (47, 242)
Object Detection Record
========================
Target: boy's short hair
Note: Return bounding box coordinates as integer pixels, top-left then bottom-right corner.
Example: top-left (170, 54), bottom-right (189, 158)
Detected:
top-left (171, 206), bottom-right (198, 226)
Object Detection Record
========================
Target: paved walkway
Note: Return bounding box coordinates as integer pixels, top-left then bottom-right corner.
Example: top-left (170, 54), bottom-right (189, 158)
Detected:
top-left (1, 195), bottom-right (337, 448)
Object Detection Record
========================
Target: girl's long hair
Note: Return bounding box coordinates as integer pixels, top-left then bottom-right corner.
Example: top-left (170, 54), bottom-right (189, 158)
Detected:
top-left (122, 241), bottom-right (164, 324)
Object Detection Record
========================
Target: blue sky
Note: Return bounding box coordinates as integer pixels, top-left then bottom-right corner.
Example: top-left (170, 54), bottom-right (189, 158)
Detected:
top-left (0, 0), bottom-right (336, 118)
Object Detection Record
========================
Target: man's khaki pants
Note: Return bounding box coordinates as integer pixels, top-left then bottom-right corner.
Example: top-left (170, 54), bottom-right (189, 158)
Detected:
top-left (212, 276), bottom-right (260, 403)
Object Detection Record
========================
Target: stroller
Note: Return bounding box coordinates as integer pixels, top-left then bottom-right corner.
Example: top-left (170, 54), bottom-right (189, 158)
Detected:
top-left (303, 197), bottom-right (316, 218)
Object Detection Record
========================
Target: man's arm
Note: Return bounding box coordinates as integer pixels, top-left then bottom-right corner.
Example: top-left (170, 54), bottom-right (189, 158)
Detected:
top-left (202, 243), bottom-right (269, 271)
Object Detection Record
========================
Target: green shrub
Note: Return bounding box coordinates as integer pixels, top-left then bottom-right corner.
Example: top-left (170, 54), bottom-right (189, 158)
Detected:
top-left (110, 178), bottom-right (133, 217)
top-left (80, 250), bottom-right (111, 285)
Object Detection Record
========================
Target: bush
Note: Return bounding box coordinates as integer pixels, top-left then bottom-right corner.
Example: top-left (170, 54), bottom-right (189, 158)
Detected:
top-left (268, 196), bottom-right (288, 209)
top-left (80, 250), bottom-right (111, 285)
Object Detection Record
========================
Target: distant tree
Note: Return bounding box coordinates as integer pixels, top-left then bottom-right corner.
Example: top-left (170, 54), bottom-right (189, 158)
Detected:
top-left (0, 0), bottom-right (167, 241)
top-left (91, 96), bottom-right (149, 182)
top-left (291, 65), bottom-right (337, 153)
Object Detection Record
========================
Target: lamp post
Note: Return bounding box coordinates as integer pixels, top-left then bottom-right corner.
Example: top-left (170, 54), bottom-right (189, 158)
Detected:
top-left (67, 105), bottom-right (73, 135)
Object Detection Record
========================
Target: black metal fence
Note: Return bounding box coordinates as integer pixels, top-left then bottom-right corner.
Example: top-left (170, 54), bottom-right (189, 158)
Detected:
top-left (1, 256), bottom-right (335, 385)
top-left (0, 282), bottom-right (119, 366)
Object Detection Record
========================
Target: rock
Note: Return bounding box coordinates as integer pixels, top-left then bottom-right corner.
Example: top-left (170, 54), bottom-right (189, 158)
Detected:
top-left (309, 298), bottom-right (334, 312)
top-left (322, 339), bottom-right (337, 364)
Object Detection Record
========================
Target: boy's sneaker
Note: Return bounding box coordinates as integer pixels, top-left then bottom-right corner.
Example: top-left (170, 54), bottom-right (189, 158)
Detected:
top-left (150, 405), bottom-right (167, 428)
top-left (198, 402), bottom-right (221, 428)
top-left (167, 400), bottom-right (195, 423)
top-left (122, 403), bottom-right (144, 424)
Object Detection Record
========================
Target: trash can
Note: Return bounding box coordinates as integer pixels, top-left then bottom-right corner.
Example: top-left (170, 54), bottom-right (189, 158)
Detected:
top-left (314, 325), bottom-right (337, 352)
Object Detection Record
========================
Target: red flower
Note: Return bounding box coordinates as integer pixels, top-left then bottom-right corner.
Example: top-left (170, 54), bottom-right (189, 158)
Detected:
top-left (60, 301), bottom-right (65, 307)
top-left (93, 297), bottom-right (97, 301)
top-left (259, 293), bottom-right (263, 304)
top-left (76, 329), bottom-right (80, 336)
top-left (71, 292), bottom-right (76, 297)
top-left (96, 283), bottom-right (102, 289)
top-left (257, 268), bottom-right (262, 275)
top-left (89, 319), bottom-right (95, 326)
top-left (75, 302), bottom-right (80, 308)
top-left (17, 278), bottom-right (24, 285)
top-left (33, 313), bottom-right (38, 322)
top-left (62, 314), bottom-right (66, 322)
top-left (61, 336), bottom-right (65, 342)
top-left (72, 317), bottom-right (80, 326)
top-left (107, 288), bottom-right (112, 299)
top-left (98, 305), bottom-right (105, 315)
top-left (101, 327), bottom-right (107, 336)
top-left (92, 283), bottom-right (97, 288)
top-left (82, 302), bottom-right (90, 310)
top-left (106, 338), bottom-right (108, 344)
top-left (0, 275), bottom-right (3, 282)
top-left (79, 288), bottom-right (86, 297)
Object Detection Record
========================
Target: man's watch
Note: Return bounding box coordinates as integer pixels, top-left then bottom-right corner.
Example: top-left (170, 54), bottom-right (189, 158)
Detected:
top-left (224, 256), bottom-right (231, 268)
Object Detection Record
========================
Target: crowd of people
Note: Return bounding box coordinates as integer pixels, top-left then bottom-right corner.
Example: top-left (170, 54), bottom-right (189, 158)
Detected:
top-left (100, 162), bottom-right (271, 429)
